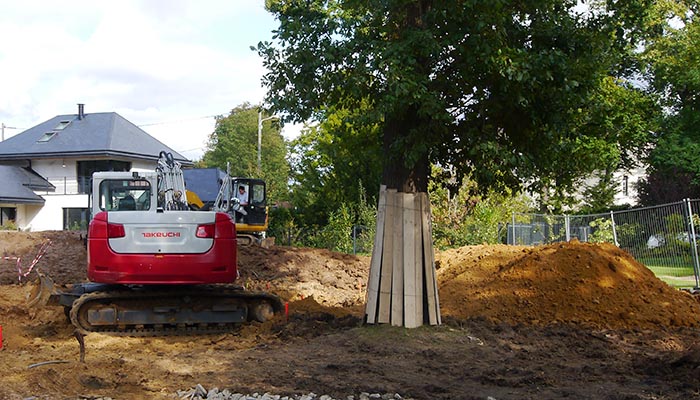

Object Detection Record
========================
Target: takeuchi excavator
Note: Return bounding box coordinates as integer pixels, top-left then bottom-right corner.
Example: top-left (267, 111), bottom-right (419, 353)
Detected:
top-left (31, 151), bottom-right (282, 335)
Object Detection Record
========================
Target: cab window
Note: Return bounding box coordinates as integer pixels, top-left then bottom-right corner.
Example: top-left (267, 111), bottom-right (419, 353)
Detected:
top-left (250, 183), bottom-right (265, 205)
top-left (99, 179), bottom-right (152, 211)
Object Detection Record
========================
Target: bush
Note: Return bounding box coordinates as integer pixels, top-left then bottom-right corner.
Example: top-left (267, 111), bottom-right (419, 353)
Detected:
top-left (1, 220), bottom-right (17, 231)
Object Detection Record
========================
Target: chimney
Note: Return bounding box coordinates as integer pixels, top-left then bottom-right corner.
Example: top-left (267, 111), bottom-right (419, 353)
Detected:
top-left (78, 103), bottom-right (85, 120)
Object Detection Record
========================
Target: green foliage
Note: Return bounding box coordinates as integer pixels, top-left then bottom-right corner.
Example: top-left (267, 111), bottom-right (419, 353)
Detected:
top-left (269, 182), bottom-right (377, 253)
top-left (68, 220), bottom-right (87, 231)
top-left (639, 1), bottom-right (700, 203)
top-left (665, 213), bottom-right (686, 234)
top-left (267, 206), bottom-right (301, 246)
top-left (313, 203), bottom-right (355, 253)
top-left (288, 105), bottom-right (382, 229)
top-left (579, 169), bottom-right (620, 214)
top-left (533, 75), bottom-right (658, 212)
top-left (305, 184), bottom-right (377, 253)
top-left (200, 103), bottom-right (290, 203)
top-left (588, 218), bottom-right (614, 244)
top-left (429, 166), bottom-right (532, 249)
top-left (615, 222), bottom-right (644, 249)
top-left (0, 220), bottom-right (17, 231)
top-left (259, 0), bottom-right (657, 211)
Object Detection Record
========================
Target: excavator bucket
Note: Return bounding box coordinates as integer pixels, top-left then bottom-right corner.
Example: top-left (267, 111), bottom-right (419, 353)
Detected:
top-left (26, 270), bottom-right (56, 308)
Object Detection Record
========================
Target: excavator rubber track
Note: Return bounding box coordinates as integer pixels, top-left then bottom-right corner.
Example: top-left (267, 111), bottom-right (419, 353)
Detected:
top-left (64, 284), bottom-right (283, 336)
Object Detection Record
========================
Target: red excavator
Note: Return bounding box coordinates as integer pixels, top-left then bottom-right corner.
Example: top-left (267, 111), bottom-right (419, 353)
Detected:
top-left (31, 151), bottom-right (282, 335)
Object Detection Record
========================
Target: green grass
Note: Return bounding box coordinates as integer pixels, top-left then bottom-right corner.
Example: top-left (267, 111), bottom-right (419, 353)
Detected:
top-left (644, 264), bottom-right (696, 277)
top-left (655, 276), bottom-right (698, 288)
top-left (637, 262), bottom-right (697, 287)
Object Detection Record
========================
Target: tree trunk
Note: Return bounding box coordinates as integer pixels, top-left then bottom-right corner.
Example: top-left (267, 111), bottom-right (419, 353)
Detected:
top-left (364, 113), bottom-right (441, 327)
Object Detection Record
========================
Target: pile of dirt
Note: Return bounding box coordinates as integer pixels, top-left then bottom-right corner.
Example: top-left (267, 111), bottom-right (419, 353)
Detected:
top-left (436, 240), bottom-right (700, 330)
top-left (237, 245), bottom-right (369, 307)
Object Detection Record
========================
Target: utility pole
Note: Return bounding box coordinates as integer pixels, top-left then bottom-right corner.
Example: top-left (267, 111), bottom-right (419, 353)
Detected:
top-left (257, 111), bottom-right (279, 172)
top-left (1, 123), bottom-right (18, 141)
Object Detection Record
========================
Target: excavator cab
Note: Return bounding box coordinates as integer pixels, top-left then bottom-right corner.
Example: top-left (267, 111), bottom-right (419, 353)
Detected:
top-left (182, 168), bottom-right (270, 246)
top-left (231, 178), bottom-right (268, 245)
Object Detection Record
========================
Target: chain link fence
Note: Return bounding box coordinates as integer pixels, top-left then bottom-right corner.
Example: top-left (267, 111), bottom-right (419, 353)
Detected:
top-left (507, 199), bottom-right (700, 289)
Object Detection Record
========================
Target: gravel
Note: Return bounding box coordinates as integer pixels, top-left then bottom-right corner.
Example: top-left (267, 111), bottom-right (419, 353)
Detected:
top-left (175, 386), bottom-right (414, 400)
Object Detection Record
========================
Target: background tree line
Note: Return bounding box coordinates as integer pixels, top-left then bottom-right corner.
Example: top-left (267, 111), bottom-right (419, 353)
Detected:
top-left (196, 1), bottom-right (700, 253)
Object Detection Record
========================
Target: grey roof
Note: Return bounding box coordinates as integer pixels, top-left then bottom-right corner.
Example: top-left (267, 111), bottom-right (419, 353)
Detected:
top-left (0, 111), bottom-right (191, 165)
top-left (0, 165), bottom-right (52, 204)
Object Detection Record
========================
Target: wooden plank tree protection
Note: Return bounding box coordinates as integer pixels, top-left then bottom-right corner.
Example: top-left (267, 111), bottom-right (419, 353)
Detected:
top-left (364, 187), bottom-right (441, 327)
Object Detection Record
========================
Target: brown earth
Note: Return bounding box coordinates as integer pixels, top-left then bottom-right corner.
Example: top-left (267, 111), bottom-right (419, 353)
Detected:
top-left (1, 231), bottom-right (700, 399)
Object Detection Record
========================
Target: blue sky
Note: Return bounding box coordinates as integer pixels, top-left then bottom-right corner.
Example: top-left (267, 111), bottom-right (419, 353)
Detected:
top-left (0, 0), bottom-right (292, 160)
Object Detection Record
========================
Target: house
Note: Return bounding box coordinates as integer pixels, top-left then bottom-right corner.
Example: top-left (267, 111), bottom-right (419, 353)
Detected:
top-left (0, 104), bottom-right (191, 231)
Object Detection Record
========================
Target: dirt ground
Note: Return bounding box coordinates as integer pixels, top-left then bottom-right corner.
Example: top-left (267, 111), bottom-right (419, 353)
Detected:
top-left (1, 231), bottom-right (700, 400)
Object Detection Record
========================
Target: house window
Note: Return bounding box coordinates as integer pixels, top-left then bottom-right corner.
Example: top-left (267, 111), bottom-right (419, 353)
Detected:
top-left (37, 131), bottom-right (58, 142)
top-left (77, 160), bottom-right (131, 194)
top-left (63, 208), bottom-right (89, 231)
top-left (54, 120), bottom-right (71, 130)
top-left (1, 207), bottom-right (16, 228)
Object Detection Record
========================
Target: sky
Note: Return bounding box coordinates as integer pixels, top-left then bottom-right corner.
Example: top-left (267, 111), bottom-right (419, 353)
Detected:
top-left (0, 0), bottom-right (296, 161)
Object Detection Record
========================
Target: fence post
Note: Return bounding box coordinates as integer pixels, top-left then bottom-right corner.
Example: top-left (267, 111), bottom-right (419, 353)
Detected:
top-left (685, 199), bottom-right (700, 289)
top-left (511, 212), bottom-right (516, 245)
top-left (565, 214), bottom-right (570, 242)
top-left (610, 211), bottom-right (619, 247)
top-left (353, 225), bottom-right (357, 255)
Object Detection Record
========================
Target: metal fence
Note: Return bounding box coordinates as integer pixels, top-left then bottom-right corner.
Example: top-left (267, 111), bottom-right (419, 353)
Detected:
top-left (507, 199), bottom-right (700, 289)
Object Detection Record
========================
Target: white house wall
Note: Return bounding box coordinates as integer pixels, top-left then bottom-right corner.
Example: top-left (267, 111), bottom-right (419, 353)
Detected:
top-left (26, 158), bottom-right (159, 231)
top-left (27, 194), bottom-right (88, 231)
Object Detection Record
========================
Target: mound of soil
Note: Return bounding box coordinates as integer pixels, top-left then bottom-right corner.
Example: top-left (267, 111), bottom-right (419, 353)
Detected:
top-left (436, 240), bottom-right (700, 330)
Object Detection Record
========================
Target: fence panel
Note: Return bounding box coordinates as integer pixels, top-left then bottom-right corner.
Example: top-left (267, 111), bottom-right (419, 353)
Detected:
top-left (508, 200), bottom-right (700, 289)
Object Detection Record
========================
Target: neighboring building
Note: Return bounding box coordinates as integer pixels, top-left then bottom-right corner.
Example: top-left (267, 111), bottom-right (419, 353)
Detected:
top-left (577, 163), bottom-right (647, 210)
top-left (0, 104), bottom-right (191, 231)
top-left (613, 165), bottom-right (646, 207)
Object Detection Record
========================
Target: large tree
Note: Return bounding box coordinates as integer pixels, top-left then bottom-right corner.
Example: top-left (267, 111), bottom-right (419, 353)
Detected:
top-left (258, 0), bottom-right (650, 326)
top-left (289, 103), bottom-right (383, 228)
top-left (201, 103), bottom-right (290, 203)
top-left (638, 1), bottom-right (700, 205)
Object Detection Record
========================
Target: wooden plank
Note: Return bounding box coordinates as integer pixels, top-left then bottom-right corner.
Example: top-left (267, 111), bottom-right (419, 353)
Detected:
top-left (377, 189), bottom-right (396, 323)
top-left (391, 191), bottom-right (404, 326)
top-left (402, 192), bottom-right (417, 328)
top-left (364, 185), bottom-right (387, 323)
top-left (420, 192), bottom-right (439, 325)
top-left (413, 193), bottom-right (424, 326)
top-left (427, 193), bottom-right (441, 325)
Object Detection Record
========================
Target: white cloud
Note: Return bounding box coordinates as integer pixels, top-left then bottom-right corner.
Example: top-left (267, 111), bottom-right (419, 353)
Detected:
top-left (0, 0), bottom-right (287, 160)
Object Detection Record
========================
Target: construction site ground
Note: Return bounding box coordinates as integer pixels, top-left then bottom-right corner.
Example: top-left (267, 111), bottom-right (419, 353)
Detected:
top-left (1, 230), bottom-right (700, 399)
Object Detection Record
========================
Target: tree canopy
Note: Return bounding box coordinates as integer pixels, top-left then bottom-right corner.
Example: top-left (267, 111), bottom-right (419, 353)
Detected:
top-left (200, 103), bottom-right (290, 202)
top-left (258, 0), bottom-right (655, 198)
top-left (638, 1), bottom-right (700, 205)
top-left (288, 103), bottom-right (383, 227)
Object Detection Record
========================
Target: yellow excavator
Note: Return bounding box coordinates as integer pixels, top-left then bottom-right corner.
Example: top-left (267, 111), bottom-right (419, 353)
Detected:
top-left (183, 168), bottom-right (271, 246)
